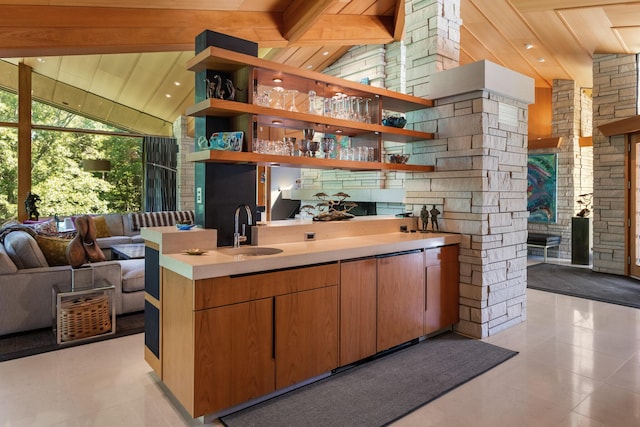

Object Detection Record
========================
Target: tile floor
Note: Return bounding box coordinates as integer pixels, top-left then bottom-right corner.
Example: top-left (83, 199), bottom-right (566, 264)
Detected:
top-left (1, 258), bottom-right (639, 426)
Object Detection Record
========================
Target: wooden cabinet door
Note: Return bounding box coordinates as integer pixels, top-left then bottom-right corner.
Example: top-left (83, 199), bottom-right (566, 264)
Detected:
top-left (193, 298), bottom-right (275, 415)
top-left (275, 286), bottom-right (338, 389)
top-left (340, 258), bottom-right (377, 366)
top-left (376, 251), bottom-right (424, 352)
top-left (424, 245), bottom-right (460, 335)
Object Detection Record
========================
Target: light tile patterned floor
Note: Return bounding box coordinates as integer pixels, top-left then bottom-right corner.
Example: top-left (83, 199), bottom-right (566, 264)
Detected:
top-left (1, 257), bottom-right (639, 426)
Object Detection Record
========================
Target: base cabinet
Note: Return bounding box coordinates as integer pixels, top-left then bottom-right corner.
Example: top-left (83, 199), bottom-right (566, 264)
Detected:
top-left (424, 245), bottom-right (460, 335)
top-left (161, 244), bottom-right (459, 417)
top-left (195, 298), bottom-right (275, 413)
top-left (376, 251), bottom-right (425, 352)
top-left (275, 286), bottom-right (338, 389)
top-left (339, 258), bottom-right (377, 366)
top-left (162, 263), bottom-right (339, 417)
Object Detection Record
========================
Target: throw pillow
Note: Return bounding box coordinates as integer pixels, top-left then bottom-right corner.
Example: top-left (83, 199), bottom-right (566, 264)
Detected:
top-left (24, 218), bottom-right (58, 235)
top-left (92, 215), bottom-right (112, 238)
top-left (3, 231), bottom-right (49, 269)
top-left (35, 235), bottom-right (71, 266)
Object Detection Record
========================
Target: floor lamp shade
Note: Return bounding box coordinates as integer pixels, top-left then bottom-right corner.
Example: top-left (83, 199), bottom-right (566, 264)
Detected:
top-left (82, 159), bottom-right (111, 172)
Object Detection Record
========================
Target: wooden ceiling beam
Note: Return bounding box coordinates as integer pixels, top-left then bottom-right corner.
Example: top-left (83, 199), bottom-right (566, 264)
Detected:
top-left (295, 15), bottom-right (396, 45)
top-left (393, 0), bottom-right (406, 41)
top-left (282, 0), bottom-right (339, 44)
top-left (0, 5), bottom-right (397, 57)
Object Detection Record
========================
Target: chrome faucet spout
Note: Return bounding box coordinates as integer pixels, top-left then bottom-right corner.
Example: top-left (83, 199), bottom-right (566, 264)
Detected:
top-left (233, 204), bottom-right (253, 248)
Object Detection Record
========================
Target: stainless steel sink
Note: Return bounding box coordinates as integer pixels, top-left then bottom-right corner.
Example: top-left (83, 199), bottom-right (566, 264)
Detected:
top-left (218, 247), bottom-right (283, 256)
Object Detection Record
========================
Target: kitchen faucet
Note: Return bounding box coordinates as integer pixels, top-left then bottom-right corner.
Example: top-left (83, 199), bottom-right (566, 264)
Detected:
top-left (234, 204), bottom-right (253, 248)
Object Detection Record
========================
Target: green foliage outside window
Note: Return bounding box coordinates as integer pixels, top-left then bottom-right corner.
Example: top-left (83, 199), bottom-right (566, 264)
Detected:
top-left (0, 89), bottom-right (143, 223)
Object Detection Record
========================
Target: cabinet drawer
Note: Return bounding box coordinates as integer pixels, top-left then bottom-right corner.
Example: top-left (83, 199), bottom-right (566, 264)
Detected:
top-left (195, 262), bottom-right (339, 309)
top-left (425, 244), bottom-right (458, 267)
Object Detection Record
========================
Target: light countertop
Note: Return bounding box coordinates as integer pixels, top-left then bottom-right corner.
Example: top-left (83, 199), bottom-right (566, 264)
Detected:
top-left (159, 232), bottom-right (462, 280)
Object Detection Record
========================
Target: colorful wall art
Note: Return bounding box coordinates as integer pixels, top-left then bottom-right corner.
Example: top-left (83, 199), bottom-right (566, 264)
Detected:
top-left (527, 153), bottom-right (557, 223)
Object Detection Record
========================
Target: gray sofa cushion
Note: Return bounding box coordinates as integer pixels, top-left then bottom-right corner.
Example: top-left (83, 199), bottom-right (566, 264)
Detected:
top-left (3, 231), bottom-right (48, 269)
top-left (120, 259), bottom-right (145, 293)
top-left (102, 213), bottom-right (125, 236)
top-left (0, 243), bottom-right (18, 274)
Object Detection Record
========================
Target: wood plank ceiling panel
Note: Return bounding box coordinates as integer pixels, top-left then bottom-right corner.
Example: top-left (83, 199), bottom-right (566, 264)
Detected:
top-left (119, 52), bottom-right (182, 112)
top-left (519, 10), bottom-right (594, 88)
top-left (91, 54), bottom-right (140, 102)
top-left (462, 0), bottom-right (556, 87)
top-left (511, 0), bottom-right (634, 12)
top-left (558, 7), bottom-right (628, 54)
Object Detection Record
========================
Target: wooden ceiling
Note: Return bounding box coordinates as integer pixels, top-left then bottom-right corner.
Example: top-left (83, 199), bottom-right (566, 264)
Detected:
top-left (0, 0), bottom-right (638, 135)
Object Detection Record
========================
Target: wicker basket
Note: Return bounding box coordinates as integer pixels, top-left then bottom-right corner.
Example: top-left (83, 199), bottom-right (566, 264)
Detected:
top-left (59, 293), bottom-right (112, 342)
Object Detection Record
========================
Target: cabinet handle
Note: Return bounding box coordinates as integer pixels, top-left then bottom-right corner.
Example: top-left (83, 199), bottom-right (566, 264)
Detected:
top-left (425, 268), bottom-right (428, 311)
top-left (272, 297), bottom-right (276, 360)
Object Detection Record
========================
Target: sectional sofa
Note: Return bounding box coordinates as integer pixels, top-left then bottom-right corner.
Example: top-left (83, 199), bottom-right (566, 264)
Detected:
top-left (0, 210), bottom-right (194, 336)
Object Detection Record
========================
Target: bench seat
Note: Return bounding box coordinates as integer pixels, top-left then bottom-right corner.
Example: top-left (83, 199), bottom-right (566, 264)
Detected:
top-left (527, 233), bottom-right (561, 262)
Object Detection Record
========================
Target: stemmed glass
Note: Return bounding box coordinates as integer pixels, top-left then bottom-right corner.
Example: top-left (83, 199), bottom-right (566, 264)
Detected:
top-left (288, 90), bottom-right (299, 112)
top-left (297, 139), bottom-right (309, 157)
top-left (321, 137), bottom-right (335, 159)
top-left (308, 140), bottom-right (319, 157)
top-left (271, 86), bottom-right (285, 109)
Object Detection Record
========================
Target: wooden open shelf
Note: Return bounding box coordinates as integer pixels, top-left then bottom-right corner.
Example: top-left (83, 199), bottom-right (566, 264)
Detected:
top-left (187, 46), bottom-right (434, 114)
top-left (186, 98), bottom-right (434, 143)
top-left (186, 150), bottom-right (435, 173)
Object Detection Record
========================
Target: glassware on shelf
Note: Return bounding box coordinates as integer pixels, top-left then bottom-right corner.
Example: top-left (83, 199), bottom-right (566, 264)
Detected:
top-left (307, 90), bottom-right (317, 114)
top-left (363, 98), bottom-right (372, 123)
top-left (284, 137), bottom-right (296, 156)
top-left (308, 140), bottom-right (319, 157)
top-left (271, 86), bottom-right (285, 109)
top-left (287, 90), bottom-right (299, 112)
top-left (321, 137), bottom-right (335, 159)
top-left (297, 139), bottom-right (309, 157)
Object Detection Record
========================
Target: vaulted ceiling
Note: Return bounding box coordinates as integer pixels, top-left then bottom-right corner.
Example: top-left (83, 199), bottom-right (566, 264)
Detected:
top-left (0, 0), bottom-right (638, 136)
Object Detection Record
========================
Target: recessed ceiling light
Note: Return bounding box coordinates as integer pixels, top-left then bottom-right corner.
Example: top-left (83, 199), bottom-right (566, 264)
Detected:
top-left (272, 120), bottom-right (283, 125)
top-left (273, 78), bottom-right (283, 83)
top-left (537, 57), bottom-right (545, 63)
top-left (165, 94), bottom-right (172, 98)
top-left (335, 129), bottom-right (343, 134)
top-left (322, 51), bottom-right (329, 56)
top-left (306, 65), bottom-right (313, 69)
top-left (36, 58), bottom-right (45, 63)
top-left (525, 43), bottom-right (533, 50)
top-left (174, 81), bottom-right (181, 86)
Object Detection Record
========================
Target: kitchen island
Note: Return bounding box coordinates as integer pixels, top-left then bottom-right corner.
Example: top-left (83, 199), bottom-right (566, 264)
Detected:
top-left (142, 222), bottom-right (462, 419)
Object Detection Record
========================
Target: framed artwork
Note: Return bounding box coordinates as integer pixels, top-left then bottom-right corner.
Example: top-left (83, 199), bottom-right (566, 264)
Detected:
top-left (527, 153), bottom-right (557, 223)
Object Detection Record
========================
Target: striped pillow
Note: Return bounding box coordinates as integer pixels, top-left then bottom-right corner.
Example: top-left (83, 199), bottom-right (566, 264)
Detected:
top-left (128, 211), bottom-right (194, 231)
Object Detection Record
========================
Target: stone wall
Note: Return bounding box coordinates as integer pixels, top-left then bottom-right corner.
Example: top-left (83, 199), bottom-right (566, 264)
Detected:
top-left (173, 116), bottom-right (195, 212)
top-left (527, 80), bottom-right (592, 260)
top-left (592, 54), bottom-right (638, 274)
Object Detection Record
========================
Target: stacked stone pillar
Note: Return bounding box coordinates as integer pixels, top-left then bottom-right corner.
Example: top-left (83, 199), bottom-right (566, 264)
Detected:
top-left (592, 54), bottom-right (638, 274)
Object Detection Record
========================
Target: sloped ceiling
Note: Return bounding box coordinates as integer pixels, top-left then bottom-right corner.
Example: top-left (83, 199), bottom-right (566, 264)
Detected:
top-left (0, 0), bottom-right (638, 135)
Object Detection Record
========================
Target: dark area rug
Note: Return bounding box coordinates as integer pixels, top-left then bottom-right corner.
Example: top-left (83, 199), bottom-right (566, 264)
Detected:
top-left (0, 311), bottom-right (144, 362)
top-left (528, 263), bottom-right (640, 309)
top-left (221, 332), bottom-right (517, 427)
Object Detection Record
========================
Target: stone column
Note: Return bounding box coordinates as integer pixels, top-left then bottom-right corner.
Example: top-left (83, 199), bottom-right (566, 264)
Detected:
top-left (592, 54), bottom-right (638, 274)
top-left (419, 61), bottom-right (534, 338)
top-left (404, 0), bottom-right (461, 98)
top-left (173, 115), bottom-right (195, 211)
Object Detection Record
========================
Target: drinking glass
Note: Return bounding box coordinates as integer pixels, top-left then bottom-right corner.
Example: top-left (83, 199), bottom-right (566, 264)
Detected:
top-left (307, 90), bottom-right (317, 114)
top-left (308, 140), bottom-right (319, 157)
top-left (297, 139), bottom-right (309, 157)
top-left (321, 137), bottom-right (335, 159)
top-left (288, 90), bottom-right (299, 112)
